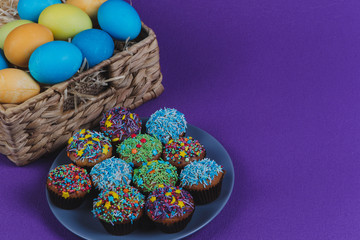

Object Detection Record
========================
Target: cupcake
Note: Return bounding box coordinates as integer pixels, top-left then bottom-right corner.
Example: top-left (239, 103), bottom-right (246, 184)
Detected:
top-left (162, 136), bottom-right (206, 169)
top-left (92, 186), bottom-right (145, 235)
top-left (146, 108), bottom-right (187, 144)
top-left (47, 164), bottom-right (92, 209)
top-left (133, 160), bottom-right (178, 194)
top-left (90, 157), bottom-right (133, 192)
top-left (180, 158), bottom-right (225, 204)
top-left (146, 185), bottom-right (195, 233)
top-left (116, 133), bottom-right (162, 168)
top-left (100, 107), bottom-right (142, 144)
top-left (67, 129), bottom-right (112, 169)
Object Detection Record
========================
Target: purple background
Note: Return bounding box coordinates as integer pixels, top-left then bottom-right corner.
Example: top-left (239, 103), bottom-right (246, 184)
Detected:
top-left (1, 0), bottom-right (360, 239)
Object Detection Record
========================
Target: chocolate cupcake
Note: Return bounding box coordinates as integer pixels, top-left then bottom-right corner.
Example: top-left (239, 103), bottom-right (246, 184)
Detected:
top-left (116, 134), bottom-right (162, 168)
top-left (133, 160), bottom-right (178, 194)
top-left (146, 108), bottom-right (187, 144)
top-left (100, 107), bottom-right (142, 144)
top-left (67, 129), bottom-right (112, 169)
top-left (90, 157), bottom-right (133, 192)
top-left (92, 186), bottom-right (145, 235)
top-left (180, 158), bottom-right (225, 205)
top-left (162, 136), bottom-right (206, 169)
top-left (146, 185), bottom-right (195, 233)
top-left (47, 164), bottom-right (92, 209)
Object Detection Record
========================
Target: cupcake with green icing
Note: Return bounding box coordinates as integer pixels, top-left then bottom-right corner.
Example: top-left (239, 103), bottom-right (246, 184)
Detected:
top-left (92, 186), bottom-right (145, 235)
top-left (133, 160), bottom-right (178, 194)
top-left (116, 134), bottom-right (162, 168)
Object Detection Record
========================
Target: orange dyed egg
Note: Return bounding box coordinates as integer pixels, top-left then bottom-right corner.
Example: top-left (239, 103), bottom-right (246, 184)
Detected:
top-left (66, 0), bottom-right (107, 19)
top-left (0, 68), bottom-right (40, 104)
top-left (4, 23), bottom-right (54, 68)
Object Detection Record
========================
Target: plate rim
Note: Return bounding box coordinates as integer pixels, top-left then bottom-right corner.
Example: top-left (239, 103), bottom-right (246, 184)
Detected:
top-left (46, 122), bottom-right (235, 240)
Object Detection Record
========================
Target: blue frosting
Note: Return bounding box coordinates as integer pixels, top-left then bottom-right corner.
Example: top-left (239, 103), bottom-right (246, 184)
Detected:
top-left (180, 158), bottom-right (224, 188)
top-left (90, 157), bottom-right (133, 191)
top-left (146, 108), bottom-right (187, 144)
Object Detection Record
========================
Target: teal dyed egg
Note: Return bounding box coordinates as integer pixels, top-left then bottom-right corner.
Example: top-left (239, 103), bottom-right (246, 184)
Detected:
top-left (29, 41), bottom-right (83, 84)
top-left (97, 0), bottom-right (141, 40)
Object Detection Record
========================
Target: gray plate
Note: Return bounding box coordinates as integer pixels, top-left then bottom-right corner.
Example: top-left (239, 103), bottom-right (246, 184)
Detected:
top-left (46, 122), bottom-right (235, 240)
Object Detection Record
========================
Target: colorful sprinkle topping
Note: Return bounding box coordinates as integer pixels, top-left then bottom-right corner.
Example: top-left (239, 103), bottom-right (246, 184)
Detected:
top-left (163, 136), bottom-right (205, 164)
top-left (67, 129), bottom-right (111, 163)
top-left (92, 186), bottom-right (145, 224)
top-left (90, 157), bottom-right (133, 191)
top-left (100, 107), bottom-right (142, 142)
top-left (47, 164), bottom-right (91, 196)
top-left (116, 134), bottom-right (162, 165)
top-left (146, 108), bottom-right (187, 144)
top-left (146, 185), bottom-right (194, 221)
top-left (180, 158), bottom-right (224, 188)
top-left (133, 160), bottom-right (178, 193)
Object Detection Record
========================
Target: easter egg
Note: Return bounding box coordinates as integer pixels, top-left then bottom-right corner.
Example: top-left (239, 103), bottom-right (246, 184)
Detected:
top-left (0, 20), bottom-right (33, 49)
top-left (17, 0), bottom-right (62, 22)
top-left (29, 41), bottom-right (83, 84)
top-left (0, 68), bottom-right (40, 104)
top-left (38, 4), bottom-right (92, 40)
top-left (0, 50), bottom-right (8, 70)
top-left (98, 0), bottom-right (141, 40)
top-left (4, 23), bottom-right (54, 68)
top-left (66, 0), bottom-right (107, 19)
top-left (72, 29), bottom-right (114, 67)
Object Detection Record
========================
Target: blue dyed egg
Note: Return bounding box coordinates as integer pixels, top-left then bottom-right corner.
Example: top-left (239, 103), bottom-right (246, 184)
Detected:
top-left (17, 0), bottom-right (62, 22)
top-left (29, 41), bottom-right (83, 84)
top-left (72, 29), bottom-right (114, 68)
top-left (0, 49), bottom-right (8, 70)
top-left (98, 0), bottom-right (141, 40)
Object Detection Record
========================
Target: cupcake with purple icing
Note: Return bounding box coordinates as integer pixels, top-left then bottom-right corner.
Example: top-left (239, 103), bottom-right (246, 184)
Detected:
top-left (146, 108), bottom-right (187, 144)
top-left (180, 158), bottom-right (225, 205)
top-left (100, 107), bottom-right (142, 145)
top-left (146, 185), bottom-right (195, 233)
top-left (67, 129), bottom-right (112, 169)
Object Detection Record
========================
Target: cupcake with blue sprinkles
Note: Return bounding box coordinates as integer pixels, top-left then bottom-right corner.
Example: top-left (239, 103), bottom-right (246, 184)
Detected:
top-left (146, 108), bottom-right (187, 144)
top-left (92, 186), bottom-right (145, 235)
top-left (116, 133), bottom-right (162, 168)
top-left (146, 185), bottom-right (195, 233)
top-left (133, 160), bottom-right (178, 194)
top-left (67, 129), bottom-right (112, 169)
top-left (100, 107), bottom-right (142, 144)
top-left (180, 158), bottom-right (225, 204)
top-left (90, 157), bottom-right (133, 192)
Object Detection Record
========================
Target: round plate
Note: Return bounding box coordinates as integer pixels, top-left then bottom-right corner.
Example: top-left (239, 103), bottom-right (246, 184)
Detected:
top-left (46, 122), bottom-right (235, 240)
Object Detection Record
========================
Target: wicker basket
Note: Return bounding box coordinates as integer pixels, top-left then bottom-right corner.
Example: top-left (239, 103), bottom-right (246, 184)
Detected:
top-left (0, 0), bottom-right (164, 166)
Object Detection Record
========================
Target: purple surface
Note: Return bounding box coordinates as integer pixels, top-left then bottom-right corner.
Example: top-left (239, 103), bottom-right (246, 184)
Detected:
top-left (1, 0), bottom-right (360, 239)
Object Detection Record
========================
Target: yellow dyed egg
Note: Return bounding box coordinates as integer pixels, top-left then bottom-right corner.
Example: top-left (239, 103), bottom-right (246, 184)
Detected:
top-left (0, 68), bottom-right (40, 104)
top-left (38, 4), bottom-right (92, 40)
top-left (66, 0), bottom-right (107, 19)
top-left (4, 23), bottom-right (54, 68)
top-left (0, 20), bottom-right (33, 49)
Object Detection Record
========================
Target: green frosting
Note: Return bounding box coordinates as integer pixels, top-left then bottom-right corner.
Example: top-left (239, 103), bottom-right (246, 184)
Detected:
top-left (116, 134), bottom-right (162, 165)
top-left (133, 160), bottom-right (178, 193)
